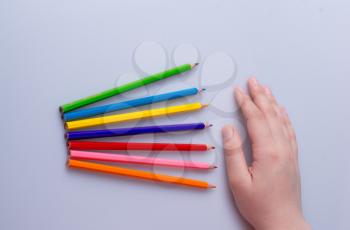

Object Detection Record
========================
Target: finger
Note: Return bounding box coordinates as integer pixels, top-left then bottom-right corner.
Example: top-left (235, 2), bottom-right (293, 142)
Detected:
top-left (281, 107), bottom-right (298, 154)
top-left (262, 86), bottom-right (284, 120)
top-left (263, 86), bottom-right (276, 104)
top-left (235, 87), bottom-right (272, 147)
top-left (248, 78), bottom-right (278, 118)
top-left (262, 86), bottom-right (290, 140)
top-left (279, 106), bottom-right (290, 140)
top-left (222, 125), bottom-right (251, 189)
top-left (248, 78), bottom-right (287, 144)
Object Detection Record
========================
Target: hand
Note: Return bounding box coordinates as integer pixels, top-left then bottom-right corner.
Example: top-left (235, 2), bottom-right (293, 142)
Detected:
top-left (222, 78), bottom-right (310, 230)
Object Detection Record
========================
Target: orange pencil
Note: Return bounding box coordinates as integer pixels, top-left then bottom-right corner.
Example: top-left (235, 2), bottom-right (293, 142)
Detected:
top-left (68, 159), bottom-right (215, 189)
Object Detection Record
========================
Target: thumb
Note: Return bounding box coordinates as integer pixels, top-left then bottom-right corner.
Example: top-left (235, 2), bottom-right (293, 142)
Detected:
top-left (222, 125), bottom-right (251, 190)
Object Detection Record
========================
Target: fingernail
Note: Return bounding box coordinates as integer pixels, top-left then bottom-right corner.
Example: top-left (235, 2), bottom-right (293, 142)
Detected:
top-left (249, 77), bottom-right (259, 88)
top-left (222, 126), bottom-right (234, 142)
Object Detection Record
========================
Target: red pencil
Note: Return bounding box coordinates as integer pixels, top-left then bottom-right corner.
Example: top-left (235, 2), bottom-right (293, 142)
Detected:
top-left (68, 141), bottom-right (215, 151)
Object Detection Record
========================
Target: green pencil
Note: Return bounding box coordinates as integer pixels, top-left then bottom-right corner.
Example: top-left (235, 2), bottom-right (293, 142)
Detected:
top-left (60, 63), bottom-right (198, 113)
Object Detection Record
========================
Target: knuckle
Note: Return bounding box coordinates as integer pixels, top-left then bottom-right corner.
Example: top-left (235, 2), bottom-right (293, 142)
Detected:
top-left (273, 105), bottom-right (283, 118)
top-left (255, 97), bottom-right (276, 115)
top-left (223, 141), bottom-right (235, 152)
top-left (281, 114), bottom-right (289, 124)
top-left (267, 149), bottom-right (285, 162)
top-left (240, 98), bottom-right (251, 110)
top-left (288, 129), bottom-right (297, 141)
top-left (264, 106), bottom-right (277, 116)
top-left (252, 92), bottom-right (265, 104)
top-left (224, 143), bottom-right (242, 155)
top-left (249, 111), bottom-right (264, 122)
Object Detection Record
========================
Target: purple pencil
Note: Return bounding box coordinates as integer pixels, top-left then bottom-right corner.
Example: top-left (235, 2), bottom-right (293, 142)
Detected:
top-left (65, 122), bottom-right (212, 140)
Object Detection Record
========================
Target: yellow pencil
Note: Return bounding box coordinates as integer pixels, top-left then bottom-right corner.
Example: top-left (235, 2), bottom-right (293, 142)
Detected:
top-left (65, 102), bottom-right (208, 130)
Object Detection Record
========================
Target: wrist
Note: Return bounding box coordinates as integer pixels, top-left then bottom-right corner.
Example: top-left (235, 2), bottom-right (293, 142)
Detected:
top-left (255, 214), bottom-right (311, 230)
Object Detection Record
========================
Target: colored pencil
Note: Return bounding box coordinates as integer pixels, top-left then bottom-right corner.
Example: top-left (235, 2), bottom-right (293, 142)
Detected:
top-left (65, 122), bottom-right (211, 140)
top-left (65, 102), bottom-right (208, 130)
top-left (68, 159), bottom-right (216, 189)
top-left (68, 141), bottom-right (215, 151)
top-left (63, 88), bottom-right (204, 121)
top-left (69, 150), bottom-right (216, 169)
top-left (60, 63), bottom-right (198, 113)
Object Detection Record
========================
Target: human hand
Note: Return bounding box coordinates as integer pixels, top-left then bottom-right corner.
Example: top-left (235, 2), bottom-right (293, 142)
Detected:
top-left (222, 78), bottom-right (310, 230)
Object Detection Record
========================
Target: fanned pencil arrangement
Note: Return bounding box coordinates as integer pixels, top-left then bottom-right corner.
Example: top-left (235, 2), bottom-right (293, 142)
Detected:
top-left (60, 63), bottom-right (216, 189)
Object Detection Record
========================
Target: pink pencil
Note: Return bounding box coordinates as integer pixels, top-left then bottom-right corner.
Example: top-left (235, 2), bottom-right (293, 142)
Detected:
top-left (69, 150), bottom-right (216, 170)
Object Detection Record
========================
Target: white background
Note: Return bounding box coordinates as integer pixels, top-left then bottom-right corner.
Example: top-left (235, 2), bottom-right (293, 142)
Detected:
top-left (1, 0), bottom-right (350, 229)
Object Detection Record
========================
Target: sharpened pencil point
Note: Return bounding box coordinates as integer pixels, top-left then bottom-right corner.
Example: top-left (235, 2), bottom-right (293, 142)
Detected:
top-left (201, 103), bottom-right (209, 108)
top-left (191, 63), bottom-right (199, 68)
top-left (199, 88), bottom-right (206, 93)
top-left (206, 144), bottom-right (215, 150)
top-left (205, 123), bottom-right (213, 128)
top-left (208, 184), bottom-right (216, 189)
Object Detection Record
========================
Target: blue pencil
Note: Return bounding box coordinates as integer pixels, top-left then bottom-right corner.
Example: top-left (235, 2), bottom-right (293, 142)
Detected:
top-left (63, 88), bottom-right (203, 121)
top-left (65, 122), bottom-right (211, 140)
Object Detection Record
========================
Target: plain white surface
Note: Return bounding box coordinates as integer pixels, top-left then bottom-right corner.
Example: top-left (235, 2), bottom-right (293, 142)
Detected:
top-left (1, 0), bottom-right (350, 229)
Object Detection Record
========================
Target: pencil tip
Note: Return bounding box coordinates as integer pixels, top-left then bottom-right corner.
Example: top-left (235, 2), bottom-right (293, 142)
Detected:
top-left (201, 103), bottom-right (209, 108)
top-left (199, 88), bottom-right (206, 93)
top-left (208, 184), bottom-right (216, 189)
top-left (206, 144), bottom-right (215, 150)
top-left (191, 63), bottom-right (199, 68)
